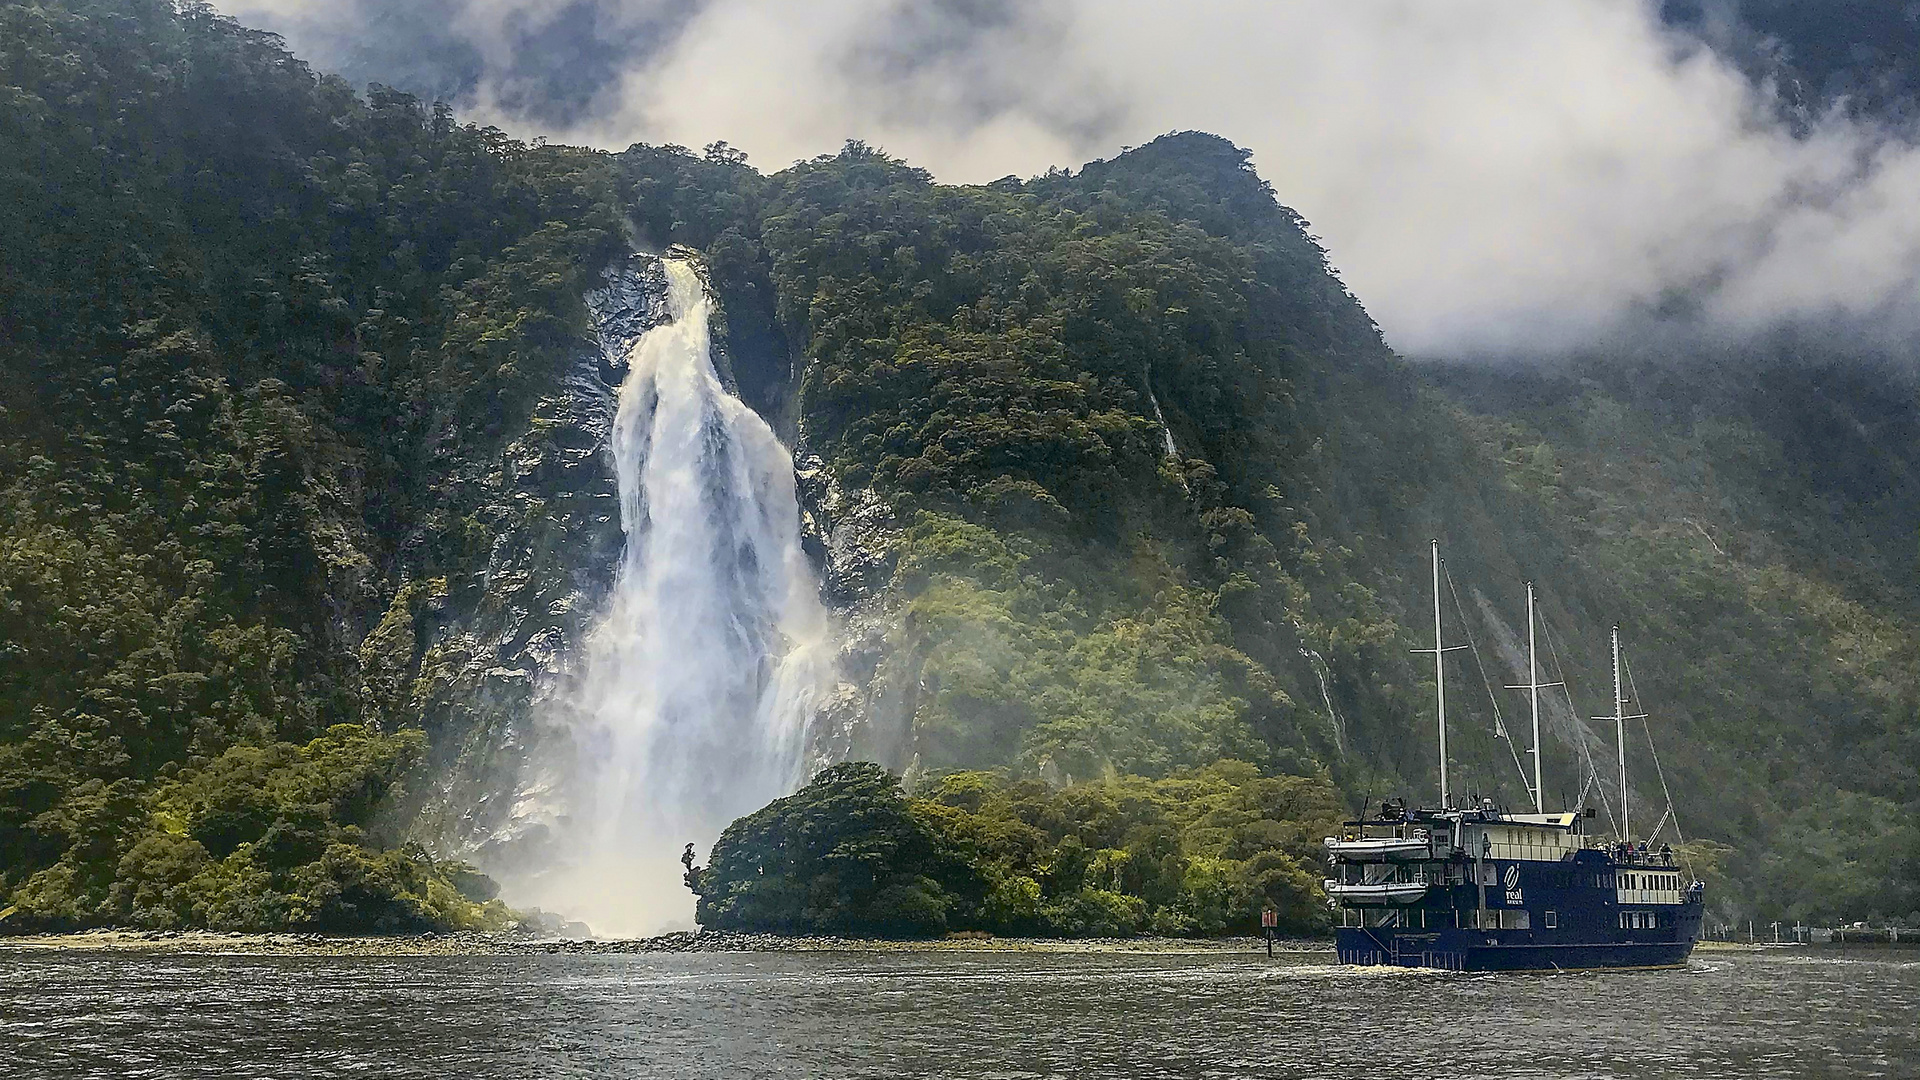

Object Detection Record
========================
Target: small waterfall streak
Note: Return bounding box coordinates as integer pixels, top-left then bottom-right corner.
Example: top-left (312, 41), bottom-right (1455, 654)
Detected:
top-left (1148, 383), bottom-right (1179, 459)
top-left (545, 259), bottom-right (830, 935)
top-left (1299, 646), bottom-right (1345, 756)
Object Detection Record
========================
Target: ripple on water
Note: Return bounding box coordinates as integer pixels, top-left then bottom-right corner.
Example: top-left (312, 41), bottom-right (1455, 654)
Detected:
top-left (0, 948), bottom-right (1914, 1079)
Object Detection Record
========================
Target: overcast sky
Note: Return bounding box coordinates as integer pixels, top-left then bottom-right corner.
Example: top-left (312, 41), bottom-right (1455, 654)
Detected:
top-left (231, 0), bottom-right (1920, 358)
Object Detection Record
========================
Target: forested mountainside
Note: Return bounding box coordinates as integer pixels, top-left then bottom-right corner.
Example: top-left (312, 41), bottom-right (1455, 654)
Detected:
top-left (0, 0), bottom-right (624, 929)
top-left (1663, 0), bottom-right (1920, 120)
top-left (1, 0), bottom-right (1913, 934)
top-left (624, 136), bottom-right (1919, 927)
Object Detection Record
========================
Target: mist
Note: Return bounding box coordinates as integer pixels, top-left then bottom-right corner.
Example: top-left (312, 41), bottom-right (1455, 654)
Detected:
top-left (229, 0), bottom-right (1920, 358)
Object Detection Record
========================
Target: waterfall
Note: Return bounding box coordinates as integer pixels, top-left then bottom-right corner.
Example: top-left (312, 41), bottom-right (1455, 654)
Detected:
top-left (1147, 381), bottom-right (1179, 459)
top-left (1299, 646), bottom-right (1346, 756)
top-left (531, 258), bottom-right (832, 935)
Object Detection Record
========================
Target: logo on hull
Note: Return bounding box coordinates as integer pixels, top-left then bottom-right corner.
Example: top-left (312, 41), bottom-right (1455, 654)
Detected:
top-left (1503, 864), bottom-right (1523, 904)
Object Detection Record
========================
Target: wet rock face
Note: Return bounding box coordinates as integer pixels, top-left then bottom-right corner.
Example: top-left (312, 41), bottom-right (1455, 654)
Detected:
top-left (794, 454), bottom-right (898, 607)
top-left (415, 250), bottom-right (917, 875)
top-left (411, 254), bottom-right (672, 865)
top-left (791, 452), bottom-right (908, 766)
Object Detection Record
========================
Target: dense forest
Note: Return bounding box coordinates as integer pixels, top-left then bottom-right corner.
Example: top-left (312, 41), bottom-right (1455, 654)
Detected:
top-left (1, 0), bottom-right (1914, 934)
top-left (686, 761), bottom-right (1341, 938)
top-left (0, 0), bottom-right (623, 929)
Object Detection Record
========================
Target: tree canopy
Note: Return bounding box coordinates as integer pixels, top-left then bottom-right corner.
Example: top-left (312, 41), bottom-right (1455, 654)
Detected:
top-left (687, 760), bottom-right (1342, 938)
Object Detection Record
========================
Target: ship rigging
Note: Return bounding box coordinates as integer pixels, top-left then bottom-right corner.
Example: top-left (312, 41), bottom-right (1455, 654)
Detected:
top-left (1325, 541), bottom-right (1705, 971)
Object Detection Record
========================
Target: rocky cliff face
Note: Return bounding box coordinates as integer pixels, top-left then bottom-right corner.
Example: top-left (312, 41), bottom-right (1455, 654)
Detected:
top-left (407, 254), bottom-right (670, 870)
top-left (413, 250), bottom-right (917, 877)
top-left (793, 451), bottom-right (911, 770)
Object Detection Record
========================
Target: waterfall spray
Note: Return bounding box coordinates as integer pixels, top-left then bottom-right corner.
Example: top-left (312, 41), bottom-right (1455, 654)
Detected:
top-left (530, 258), bottom-right (832, 935)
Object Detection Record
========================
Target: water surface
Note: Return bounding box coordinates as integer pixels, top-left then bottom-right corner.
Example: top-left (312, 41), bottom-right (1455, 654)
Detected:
top-left (3, 946), bottom-right (1912, 1078)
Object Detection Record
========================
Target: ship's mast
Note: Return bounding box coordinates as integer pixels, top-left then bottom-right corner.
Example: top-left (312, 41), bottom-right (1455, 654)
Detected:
top-left (1613, 625), bottom-right (1628, 840)
top-left (1505, 583), bottom-right (1566, 815)
top-left (1432, 540), bottom-right (1449, 808)
top-left (1528, 584), bottom-right (1543, 814)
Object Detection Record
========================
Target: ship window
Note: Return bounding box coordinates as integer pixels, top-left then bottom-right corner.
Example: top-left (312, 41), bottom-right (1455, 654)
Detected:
top-left (1544, 910), bottom-right (1558, 929)
top-left (1499, 910), bottom-right (1531, 930)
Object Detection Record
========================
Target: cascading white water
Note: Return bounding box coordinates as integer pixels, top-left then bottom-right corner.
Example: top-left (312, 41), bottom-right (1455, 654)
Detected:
top-left (531, 258), bottom-right (831, 935)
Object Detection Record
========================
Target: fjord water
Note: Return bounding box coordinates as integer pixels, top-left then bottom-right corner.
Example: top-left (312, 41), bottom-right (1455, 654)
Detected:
top-left (4, 948), bottom-right (1913, 1078)
top-left (531, 259), bottom-right (832, 935)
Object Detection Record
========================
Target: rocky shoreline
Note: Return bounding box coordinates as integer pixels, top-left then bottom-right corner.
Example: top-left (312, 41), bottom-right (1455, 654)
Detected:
top-left (0, 928), bottom-right (1329, 957)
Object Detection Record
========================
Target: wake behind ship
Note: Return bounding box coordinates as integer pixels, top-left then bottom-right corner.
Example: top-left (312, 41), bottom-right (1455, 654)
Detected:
top-left (1327, 543), bottom-right (1704, 971)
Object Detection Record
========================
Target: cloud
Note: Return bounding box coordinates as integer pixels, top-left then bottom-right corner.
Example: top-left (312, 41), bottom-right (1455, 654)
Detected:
top-left (230, 0), bottom-right (1920, 357)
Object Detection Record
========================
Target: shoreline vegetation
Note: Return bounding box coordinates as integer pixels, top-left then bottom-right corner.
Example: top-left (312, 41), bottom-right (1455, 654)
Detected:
top-left (0, 930), bottom-right (1826, 957)
top-left (684, 762), bottom-right (1341, 940)
top-left (3, 928), bottom-right (1318, 956)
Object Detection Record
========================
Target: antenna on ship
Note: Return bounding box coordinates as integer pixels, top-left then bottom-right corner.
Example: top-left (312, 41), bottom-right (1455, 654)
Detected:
top-left (1504, 583), bottom-right (1564, 815)
top-left (1593, 625), bottom-right (1647, 841)
top-left (1614, 626), bottom-right (1627, 839)
top-left (1414, 540), bottom-right (1470, 808)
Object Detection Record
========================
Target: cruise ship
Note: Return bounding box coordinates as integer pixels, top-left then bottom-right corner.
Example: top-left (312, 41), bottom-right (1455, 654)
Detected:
top-left (1327, 543), bottom-right (1704, 971)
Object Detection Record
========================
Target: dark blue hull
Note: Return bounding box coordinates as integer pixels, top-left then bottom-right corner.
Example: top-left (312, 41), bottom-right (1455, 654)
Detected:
top-left (1329, 843), bottom-right (1705, 972)
top-left (1334, 927), bottom-right (1697, 972)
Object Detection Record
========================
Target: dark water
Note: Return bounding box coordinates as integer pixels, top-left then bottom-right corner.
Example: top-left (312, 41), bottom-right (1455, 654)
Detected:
top-left (2, 946), bottom-right (1914, 1078)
